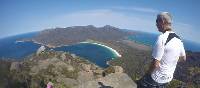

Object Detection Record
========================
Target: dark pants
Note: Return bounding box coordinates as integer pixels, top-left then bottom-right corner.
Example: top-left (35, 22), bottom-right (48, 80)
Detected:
top-left (137, 74), bottom-right (168, 88)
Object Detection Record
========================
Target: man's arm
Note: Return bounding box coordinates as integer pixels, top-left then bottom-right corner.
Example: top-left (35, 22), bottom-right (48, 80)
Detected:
top-left (147, 58), bottom-right (160, 74)
top-left (148, 35), bottom-right (164, 74)
top-left (179, 43), bottom-right (186, 62)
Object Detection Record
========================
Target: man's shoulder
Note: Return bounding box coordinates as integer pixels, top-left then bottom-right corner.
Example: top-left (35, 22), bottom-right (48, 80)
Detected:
top-left (157, 33), bottom-right (166, 41)
top-left (158, 31), bottom-right (174, 40)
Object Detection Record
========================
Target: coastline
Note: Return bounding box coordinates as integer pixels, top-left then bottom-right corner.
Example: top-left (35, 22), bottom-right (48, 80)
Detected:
top-left (17, 39), bottom-right (122, 58)
top-left (17, 39), bottom-right (58, 48)
top-left (80, 42), bottom-right (122, 58)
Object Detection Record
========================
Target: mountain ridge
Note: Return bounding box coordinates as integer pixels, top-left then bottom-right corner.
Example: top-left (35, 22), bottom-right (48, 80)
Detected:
top-left (23, 25), bottom-right (131, 47)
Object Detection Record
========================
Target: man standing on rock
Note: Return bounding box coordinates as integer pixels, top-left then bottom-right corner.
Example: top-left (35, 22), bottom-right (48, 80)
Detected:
top-left (138, 12), bottom-right (186, 88)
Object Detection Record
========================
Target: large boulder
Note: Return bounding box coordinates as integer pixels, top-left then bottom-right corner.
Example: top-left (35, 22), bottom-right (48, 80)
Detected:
top-left (77, 71), bottom-right (94, 84)
top-left (36, 45), bottom-right (46, 55)
top-left (81, 64), bottom-right (91, 72)
top-left (74, 73), bottom-right (137, 88)
top-left (102, 66), bottom-right (124, 77)
top-left (10, 62), bottom-right (22, 71)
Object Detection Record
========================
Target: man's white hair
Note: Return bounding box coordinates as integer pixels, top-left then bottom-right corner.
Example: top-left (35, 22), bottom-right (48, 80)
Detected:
top-left (157, 12), bottom-right (172, 30)
top-left (157, 12), bottom-right (172, 24)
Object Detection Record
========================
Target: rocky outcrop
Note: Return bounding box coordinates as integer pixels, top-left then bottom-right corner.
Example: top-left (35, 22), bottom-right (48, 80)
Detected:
top-left (102, 66), bottom-right (124, 77)
top-left (36, 45), bottom-right (46, 55)
top-left (74, 73), bottom-right (137, 88)
top-left (3, 50), bottom-right (137, 88)
top-left (10, 62), bottom-right (22, 71)
top-left (75, 65), bottom-right (136, 88)
top-left (36, 46), bottom-right (46, 55)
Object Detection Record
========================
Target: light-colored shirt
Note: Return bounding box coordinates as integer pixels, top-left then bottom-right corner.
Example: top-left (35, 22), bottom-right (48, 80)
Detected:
top-left (151, 31), bottom-right (186, 83)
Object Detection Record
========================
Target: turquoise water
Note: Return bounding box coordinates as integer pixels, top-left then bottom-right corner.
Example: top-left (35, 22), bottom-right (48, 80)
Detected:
top-left (128, 31), bottom-right (158, 47)
top-left (128, 30), bottom-right (200, 52)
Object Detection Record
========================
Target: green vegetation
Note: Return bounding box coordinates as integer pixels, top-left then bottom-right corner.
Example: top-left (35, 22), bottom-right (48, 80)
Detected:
top-left (167, 79), bottom-right (184, 88)
top-left (109, 41), bottom-right (152, 80)
top-left (60, 66), bottom-right (78, 79)
top-left (189, 67), bottom-right (200, 75)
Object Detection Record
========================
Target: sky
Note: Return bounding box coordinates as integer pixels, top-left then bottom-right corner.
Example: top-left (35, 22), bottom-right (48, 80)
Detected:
top-left (0, 0), bottom-right (200, 43)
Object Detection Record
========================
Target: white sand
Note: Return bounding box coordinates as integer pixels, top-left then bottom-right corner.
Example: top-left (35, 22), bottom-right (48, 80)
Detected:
top-left (80, 42), bottom-right (122, 58)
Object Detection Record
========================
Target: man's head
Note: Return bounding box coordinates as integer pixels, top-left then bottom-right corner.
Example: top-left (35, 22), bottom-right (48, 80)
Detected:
top-left (156, 12), bottom-right (172, 33)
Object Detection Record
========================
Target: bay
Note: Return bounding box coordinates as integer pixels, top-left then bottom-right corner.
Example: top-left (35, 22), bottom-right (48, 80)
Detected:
top-left (0, 33), bottom-right (117, 68)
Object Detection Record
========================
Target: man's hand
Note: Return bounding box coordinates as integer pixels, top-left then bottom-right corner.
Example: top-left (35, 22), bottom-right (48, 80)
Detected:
top-left (147, 58), bottom-right (160, 74)
top-left (178, 56), bottom-right (186, 62)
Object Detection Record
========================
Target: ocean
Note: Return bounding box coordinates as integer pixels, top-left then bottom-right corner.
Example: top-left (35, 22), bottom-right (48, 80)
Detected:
top-left (128, 30), bottom-right (200, 52)
top-left (0, 32), bottom-right (117, 68)
top-left (0, 32), bottom-right (40, 59)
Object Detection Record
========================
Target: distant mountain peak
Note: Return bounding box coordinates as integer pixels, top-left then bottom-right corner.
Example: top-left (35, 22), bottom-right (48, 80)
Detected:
top-left (29, 25), bottom-right (129, 46)
top-left (57, 25), bottom-right (119, 30)
top-left (101, 25), bottom-right (119, 29)
top-left (86, 25), bottom-right (96, 28)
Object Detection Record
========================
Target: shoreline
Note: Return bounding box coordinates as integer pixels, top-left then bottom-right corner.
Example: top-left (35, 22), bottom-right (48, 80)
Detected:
top-left (17, 40), bottom-right (59, 48)
top-left (17, 40), bottom-right (122, 58)
top-left (80, 42), bottom-right (122, 58)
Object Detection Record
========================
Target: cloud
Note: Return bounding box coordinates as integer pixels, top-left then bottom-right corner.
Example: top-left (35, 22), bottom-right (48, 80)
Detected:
top-left (112, 6), bottom-right (159, 13)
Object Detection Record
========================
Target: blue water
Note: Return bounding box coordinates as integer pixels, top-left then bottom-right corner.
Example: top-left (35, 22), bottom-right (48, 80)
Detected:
top-left (0, 32), bottom-right (117, 67)
top-left (128, 31), bottom-right (158, 47)
top-left (0, 32), bottom-right (40, 59)
top-left (54, 43), bottom-right (117, 68)
top-left (128, 30), bottom-right (200, 52)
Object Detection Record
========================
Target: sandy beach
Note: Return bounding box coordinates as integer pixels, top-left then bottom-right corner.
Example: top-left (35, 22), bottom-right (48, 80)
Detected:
top-left (80, 42), bottom-right (122, 58)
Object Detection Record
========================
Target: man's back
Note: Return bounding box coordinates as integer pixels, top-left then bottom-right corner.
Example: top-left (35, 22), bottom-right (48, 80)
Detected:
top-left (151, 31), bottom-right (185, 83)
top-left (138, 12), bottom-right (186, 88)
